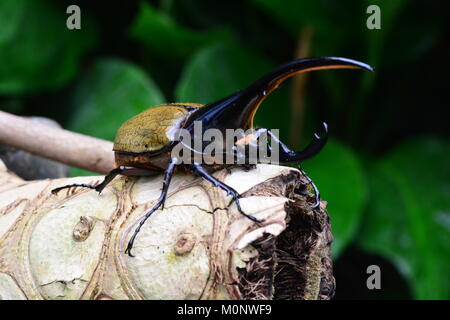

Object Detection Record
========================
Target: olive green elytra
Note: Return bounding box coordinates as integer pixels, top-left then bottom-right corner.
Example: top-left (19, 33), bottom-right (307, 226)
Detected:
top-left (113, 103), bottom-right (201, 154)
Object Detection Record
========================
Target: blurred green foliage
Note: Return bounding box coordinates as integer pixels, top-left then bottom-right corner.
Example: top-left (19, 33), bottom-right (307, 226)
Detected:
top-left (0, 0), bottom-right (448, 299)
top-left (0, 0), bottom-right (96, 94)
top-left (361, 138), bottom-right (450, 299)
top-left (129, 2), bottom-right (232, 61)
top-left (68, 58), bottom-right (165, 177)
top-left (176, 42), bottom-right (291, 136)
top-left (303, 139), bottom-right (368, 258)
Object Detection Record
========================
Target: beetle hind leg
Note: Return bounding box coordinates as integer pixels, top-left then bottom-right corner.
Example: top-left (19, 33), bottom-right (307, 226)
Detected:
top-left (51, 166), bottom-right (126, 195)
top-left (189, 162), bottom-right (262, 223)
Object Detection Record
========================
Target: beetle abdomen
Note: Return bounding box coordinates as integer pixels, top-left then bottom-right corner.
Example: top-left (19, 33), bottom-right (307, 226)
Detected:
top-left (113, 104), bottom-right (200, 154)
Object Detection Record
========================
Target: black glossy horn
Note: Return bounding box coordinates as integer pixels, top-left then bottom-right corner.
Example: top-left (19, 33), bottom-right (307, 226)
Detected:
top-left (186, 57), bottom-right (373, 132)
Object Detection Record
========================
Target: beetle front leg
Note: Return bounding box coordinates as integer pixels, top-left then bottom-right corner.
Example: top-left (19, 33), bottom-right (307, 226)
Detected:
top-left (250, 128), bottom-right (323, 209)
top-left (125, 158), bottom-right (178, 257)
top-left (252, 123), bottom-right (328, 164)
top-left (189, 162), bottom-right (262, 223)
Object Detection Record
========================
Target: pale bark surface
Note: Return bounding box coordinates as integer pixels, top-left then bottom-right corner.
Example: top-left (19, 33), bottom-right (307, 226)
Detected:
top-left (0, 160), bottom-right (334, 300)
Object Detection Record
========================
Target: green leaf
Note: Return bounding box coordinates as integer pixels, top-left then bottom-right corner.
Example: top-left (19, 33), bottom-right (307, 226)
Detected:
top-left (303, 139), bottom-right (368, 257)
top-left (364, 0), bottom-right (408, 68)
top-left (360, 137), bottom-right (450, 299)
top-left (129, 2), bottom-right (231, 61)
top-left (68, 58), bottom-right (165, 176)
top-left (175, 42), bottom-right (290, 138)
top-left (356, 0), bottom-right (409, 102)
top-left (251, 0), bottom-right (331, 35)
top-left (251, 0), bottom-right (363, 53)
top-left (358, 0), bottom-right (409, 96)
top-left (0, 0), bottom-right (25, 43)
top-left (0, 0), bottom-right (96, 94)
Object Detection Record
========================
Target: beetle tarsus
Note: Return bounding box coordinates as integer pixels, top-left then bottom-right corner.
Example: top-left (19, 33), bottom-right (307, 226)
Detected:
top-left (125, 200), bottom-right (163, 257)
top-left (297, 165), bottom-right (321, 210)
top-left (190, 162), bottom-right (262, 223)
top-left (51, 166), bottom-right (126, 195)
top-left (231, 196), bottom-right (262, 223)
top-left (124, 242), bottom-right (135, 257)
top-left (242, 164), bottom-right (256, 172)
top-left (51, 183), bottom-right (99, 195)
top-left (124, 158), bottom-right (178, 257)
top-left (93, 166), bottom-right (126, 193)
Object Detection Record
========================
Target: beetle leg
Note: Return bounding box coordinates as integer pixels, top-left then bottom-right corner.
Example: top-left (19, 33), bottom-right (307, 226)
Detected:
top-left (242, 164), bottom-right (256, 172)
top-left (297, 165), bottom-right (321, 210)
top-left (51, 166), bottom-right (126, 195)
top-left (252, 123), bottom-right (328, 164)
top-left (249, 129), bottom-right (322, 210)
top-left (125, 158), bottom-right (178, 257)
top-left (189, 162), bottom-right (262, 223)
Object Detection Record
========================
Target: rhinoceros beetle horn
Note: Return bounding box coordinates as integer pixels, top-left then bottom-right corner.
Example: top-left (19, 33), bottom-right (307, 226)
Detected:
top-left (187, 57), bottom-right (374, 132)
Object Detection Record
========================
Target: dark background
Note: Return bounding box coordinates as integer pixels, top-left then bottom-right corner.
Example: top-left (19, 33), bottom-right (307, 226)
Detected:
top-left (0, 0), bottom-right (448, 299)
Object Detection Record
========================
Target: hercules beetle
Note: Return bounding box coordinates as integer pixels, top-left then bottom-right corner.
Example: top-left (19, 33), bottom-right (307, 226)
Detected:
top-left (52, 57), bottom-right (373, 256)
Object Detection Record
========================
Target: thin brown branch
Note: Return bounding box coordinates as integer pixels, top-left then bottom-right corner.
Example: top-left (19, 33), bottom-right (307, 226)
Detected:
top-left (290, 26), bottom-right (314, 147)
top-left (0, 111), bottom-right (114, 174)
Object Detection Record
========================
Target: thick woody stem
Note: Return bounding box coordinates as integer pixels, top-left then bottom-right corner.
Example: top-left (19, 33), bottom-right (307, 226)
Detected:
top-left (0, 111), bottom-right (114, 174)
top-left (0, 162), bottom-right (335, 300)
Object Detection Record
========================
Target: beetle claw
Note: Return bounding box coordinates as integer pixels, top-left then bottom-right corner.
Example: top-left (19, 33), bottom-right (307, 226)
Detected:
top-left (297, 165), bottom-right (321, 210)
top-left (125, 245), bottom-right (135, 257)
top-left (229, 195), bottom-right (263, 224)
top-left (311, 201), bottom-right (321, 210)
